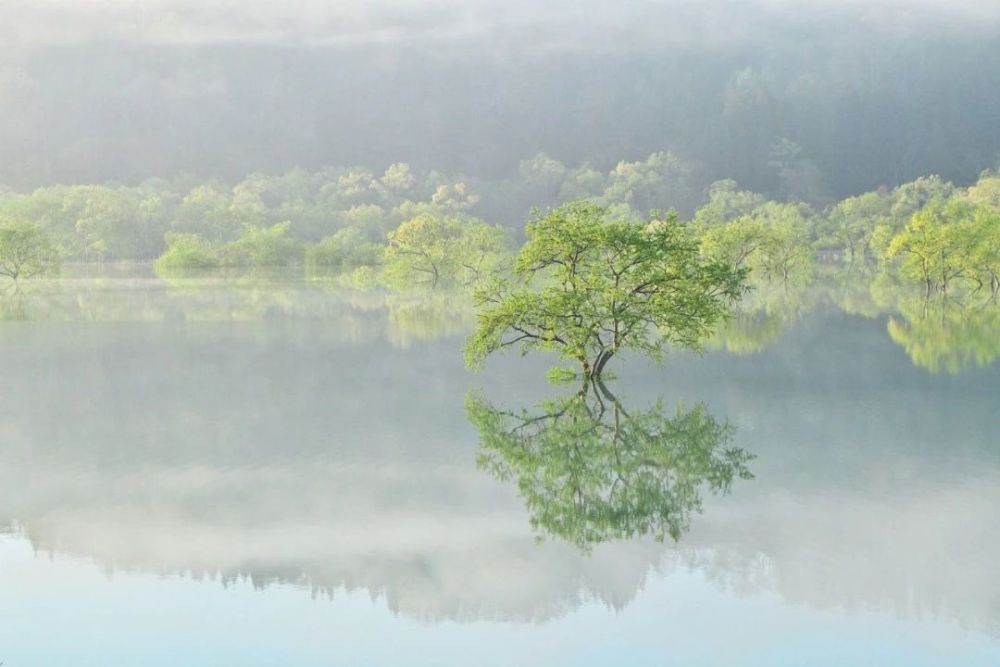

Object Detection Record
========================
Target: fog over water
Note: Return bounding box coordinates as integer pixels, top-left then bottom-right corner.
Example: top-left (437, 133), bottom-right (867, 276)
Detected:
top-left (1, 3), bottom-right (999, 665)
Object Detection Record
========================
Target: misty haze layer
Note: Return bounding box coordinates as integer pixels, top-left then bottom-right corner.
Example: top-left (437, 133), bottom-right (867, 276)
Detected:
top-left (1, 0), bottom-right (999, 197)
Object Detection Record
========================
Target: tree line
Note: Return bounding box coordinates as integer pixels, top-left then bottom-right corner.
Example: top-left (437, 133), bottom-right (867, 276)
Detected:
top-left (0, 156), bottom-right (997, 300)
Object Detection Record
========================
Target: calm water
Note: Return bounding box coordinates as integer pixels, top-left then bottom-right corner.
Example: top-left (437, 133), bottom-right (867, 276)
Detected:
top-left (1, 272), bottom-right (998, 666)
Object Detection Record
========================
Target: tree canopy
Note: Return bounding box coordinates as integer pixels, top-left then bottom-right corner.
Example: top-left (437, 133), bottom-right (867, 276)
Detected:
top-left (0, 221), bottom-right (59, 285)
top-left (382, 214), bottom-right (509, 290)
top-left (465, 201), bottom-right (748, 379)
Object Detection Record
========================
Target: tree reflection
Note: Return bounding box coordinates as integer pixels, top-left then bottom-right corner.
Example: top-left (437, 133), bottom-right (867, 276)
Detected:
top-left (467, 385), bottom-right (754, 549)
top-left (0, 289), bottom-right (28, 320)
top-left (887, 295), bottom-right (1000, 373)
top-left (708, 277), bottom-right (819, 355)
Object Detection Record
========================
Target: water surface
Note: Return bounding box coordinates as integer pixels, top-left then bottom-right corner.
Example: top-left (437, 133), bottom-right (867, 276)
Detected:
top-left (1, 272), bottom-right (998, 666)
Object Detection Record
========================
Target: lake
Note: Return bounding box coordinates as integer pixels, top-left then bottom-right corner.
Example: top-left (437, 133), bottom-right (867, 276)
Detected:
top-left (0, 269), bottom-right (998, 666)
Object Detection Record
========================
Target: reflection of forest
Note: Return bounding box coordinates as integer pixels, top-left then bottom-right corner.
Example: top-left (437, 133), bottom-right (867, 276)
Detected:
top-left (886, 296), bottom-right (1000, 374)
top-left (0, 274), bottom-right (473, 349)
top-left (708, 279), bottom-right (820, 354)
top-left (708, 268), bottom-right (1000, 373)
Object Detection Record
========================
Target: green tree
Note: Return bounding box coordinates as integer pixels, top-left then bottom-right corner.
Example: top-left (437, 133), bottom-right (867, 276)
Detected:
top-left (885, 199), bottom-right (978, 295)
top-left (222, 222), bottom-right (299, 267)
top-left (963, 171), bottom-right (1000, 211)
top-left (383, 214), bottom-right (507, 289)
top-left (376, 163), bottom-right (417, 203)
top-left (968, 205), bottom-right (1000, 295)
top-left (821, 191), bottom-right (893, 264)
top-left (0, 221), bottom-right (59, 285)
top-left (465, 201), bottom-right (747, 379)
top-left (305, 226), bottom-right (383, 274)
top-left (171, 185), bottom-right (253, 242)
top-left (754, 202), bottom-right (815, 283)
top-left (467, 387), bottom-right (753, 548)
top-left (890, 175), bottom-right (955, 223)
top-left (155, 233), bottom-right (220, 274)
top-left (65, 185), bottom-right (170, 261)
top-left (699, 216), bottom-right (767, 270)
top-left (0, 186), bottom-right (82, 257)
top-left (699, 201), bottom-right (813, 283)
top-left (692, 180), bottom-right (766, 228)
top-left (603, 151), bottom-right (699, 217)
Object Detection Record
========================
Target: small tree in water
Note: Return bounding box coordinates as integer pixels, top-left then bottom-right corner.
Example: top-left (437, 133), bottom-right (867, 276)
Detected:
top-left (0, 221), bottom-right (59, 287)
top-left (464, 201), bottom-right (747, 379)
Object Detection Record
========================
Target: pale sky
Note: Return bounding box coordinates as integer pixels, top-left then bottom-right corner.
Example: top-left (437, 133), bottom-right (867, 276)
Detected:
top-left (2, 0), bottom-right (998, 51)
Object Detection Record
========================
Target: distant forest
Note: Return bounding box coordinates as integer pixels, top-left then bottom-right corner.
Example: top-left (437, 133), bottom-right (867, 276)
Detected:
top-left (1, 5), bottom-right (999, 199)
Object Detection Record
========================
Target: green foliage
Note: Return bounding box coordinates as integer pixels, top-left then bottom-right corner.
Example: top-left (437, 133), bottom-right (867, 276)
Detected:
top-left (692, 180), bottom-right (767, 228)
top-left (221, 222), bottom-right (299, 267)
top-left (172, 184), bottom-right (264, 242)
top-left (467, 388), bottom-right (753, 548)
top-left (698, 201), bottom-right (814, 283)
top-left (157, 223), bottom-right (301, 275)
top-left (305, 226), bottom-right (383, 273)
top-left (67, 185), bottom-right (169, 260)
top-left (545, 366), bottom-right (579, 384)
top-left (890, 176), bottom-right (955, 222)
top-left (602, 151), bottom-right (699, 217)
top-left (699, 216), bottom-right (767, 270)
top-left (753, 202), bottom-right (815, 282)
top-left (967, 206), bottom-right (1000, 294)
top-left (465, 201), bottom-right (748, 378)
top-left (820, 191), bottom-right (893, 263)
top-left (884, 199), bottom-right (980, 294)
top-left (0, 221), bottom-right (59, 283)
top-left (382, 214), bottom-right (508, 289)
top-left (708, 281), bottom-right (819, 355)
top-left (384, 292), bottom-right (476, 347)
top-left (337, 265), bottom-right (380, 290)
top-left (154, 233), bottom-right (220, 273)
top-left (886, 296), bottom-right (1000, 374)
top-left (0, 156), bottom-right (995, 301)
top-left (965, 172), bottom-right (1000, 211)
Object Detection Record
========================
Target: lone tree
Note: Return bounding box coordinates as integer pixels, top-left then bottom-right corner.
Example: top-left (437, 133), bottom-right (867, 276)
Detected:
top-left (0, 221), bottom-right (59, 286)
top-left (464, 201), bottom-right (747, 379)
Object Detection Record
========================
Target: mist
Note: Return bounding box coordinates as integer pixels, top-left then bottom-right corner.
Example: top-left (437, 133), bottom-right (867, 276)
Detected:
top-left (2, 4), bottom-right (1000, 665)
top-left (1, 0), bottom-right (999, 198)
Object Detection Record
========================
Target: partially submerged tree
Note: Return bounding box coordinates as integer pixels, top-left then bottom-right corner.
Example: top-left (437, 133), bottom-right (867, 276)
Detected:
top-left (382, 214), bottom-right (508, 289)
top-left (884, 199), bottom-right (978, 296)
top-left (465, 201), bottom-right (747, 379)
top-left (304, 226), bottom-right (383, 274)
top-left (698, 201), bottom-right (814, 284)
top-left (0, 221), bottom-right (59, 285)
top-left (154, 233), bottom-right (220, 274)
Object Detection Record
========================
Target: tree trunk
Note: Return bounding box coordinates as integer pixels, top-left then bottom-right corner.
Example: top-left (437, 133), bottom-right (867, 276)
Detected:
top-left (592, 349), bottom-right (615, 378)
